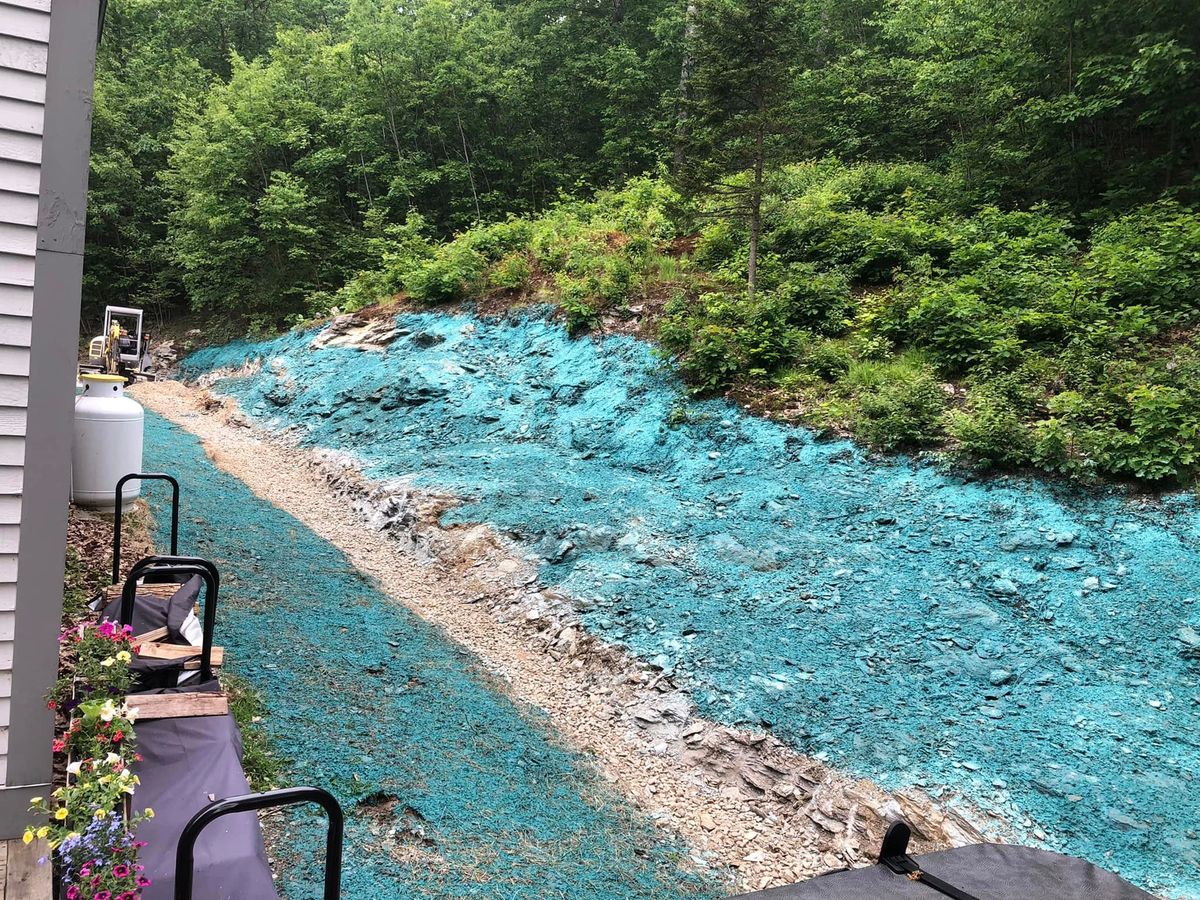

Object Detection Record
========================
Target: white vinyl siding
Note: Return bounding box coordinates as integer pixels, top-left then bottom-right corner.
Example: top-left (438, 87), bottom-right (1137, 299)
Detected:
top-left (0, 0), bottom-right (48, 789)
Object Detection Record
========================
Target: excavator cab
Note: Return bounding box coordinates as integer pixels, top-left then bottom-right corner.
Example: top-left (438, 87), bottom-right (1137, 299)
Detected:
top-left (85, 305), bottom-right (155, 382)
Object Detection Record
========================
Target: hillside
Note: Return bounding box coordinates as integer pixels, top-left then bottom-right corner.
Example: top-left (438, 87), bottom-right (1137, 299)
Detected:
top-left (86, 0), bottom-right (1200, 484)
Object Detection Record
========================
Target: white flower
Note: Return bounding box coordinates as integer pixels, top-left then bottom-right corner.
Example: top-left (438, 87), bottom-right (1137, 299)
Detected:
top-left (123, 704), bottom-right (139, 724)
top-left (98, 699), bottom-right (117, 722)
top-left (65, 761), bottom-right (82, 776)
top-left (105, 752), bottom-right (121, 765)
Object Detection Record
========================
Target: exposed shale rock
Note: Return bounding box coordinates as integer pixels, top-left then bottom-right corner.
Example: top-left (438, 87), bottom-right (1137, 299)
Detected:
top-left (310, 313), bottom-right (401, 351)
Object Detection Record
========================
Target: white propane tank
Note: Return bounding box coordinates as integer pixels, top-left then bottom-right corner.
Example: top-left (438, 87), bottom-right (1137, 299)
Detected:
top-left (72, 373), bottom-right (144, 509)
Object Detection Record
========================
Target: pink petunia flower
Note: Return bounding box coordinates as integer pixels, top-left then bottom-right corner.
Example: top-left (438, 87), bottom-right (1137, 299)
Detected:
top-left (113, 864), bottom-right (130, 878)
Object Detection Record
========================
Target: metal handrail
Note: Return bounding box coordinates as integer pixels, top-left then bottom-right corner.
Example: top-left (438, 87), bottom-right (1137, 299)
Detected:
top-left (112, 472), bottom-right (179, 584)
top-left (174, 787), bottom-right (343, 900)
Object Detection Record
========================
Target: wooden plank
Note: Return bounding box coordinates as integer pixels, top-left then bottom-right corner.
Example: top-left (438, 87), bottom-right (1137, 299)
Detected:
top-left (0, 375), bottom-right (26, 408)
top-left (0, 347), bottom-right (27, 376)
top-left (0, 65), bottom-right (41, 103)
top-left (0, 223), bottom-right (32, 257)
top-left (0, 36), bottom-right (44, 76)
top-left (0, 466), bottom-right (20, 494)
top-left (0, 223), bottom-right (33, 257)
top-left (137, 641), bottom-right (223, 667)
top-left (101, 582), bottom-right (180, 603)
top-left (127, 691), bottom-right (228, 720)
top-left (0, 224), bottom-right (32, 259)
top-left (0, 256), bottom-right (34, 291)
top-left (0, 406), bottom-right (26, 436)
top-left (0, 284), bottom-right (30, 314)
top-left (132, 626), bottom-right (168, 643)
top-left (0, 129), bottom-right (38, 166)
top-left (0, 158), bottom-right (37, 193)
top-left (5, 837), bottom-right (50, 900)
top-left (1, 0), bottom-right (50, 13)
top-left (0, 5), bottom-right (49, 43)
top-left (0, 96), bottom-right (42, 135)
top-left (0, 436), bottom-right (21, 465)
top-left (0, 313), bottom-right (30, 346)
top-left (0, 191), bottom-right (34, 228)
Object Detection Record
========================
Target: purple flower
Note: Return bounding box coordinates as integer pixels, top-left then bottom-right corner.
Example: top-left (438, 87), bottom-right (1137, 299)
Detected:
top-left (112, 863), bottom-right (130, 878)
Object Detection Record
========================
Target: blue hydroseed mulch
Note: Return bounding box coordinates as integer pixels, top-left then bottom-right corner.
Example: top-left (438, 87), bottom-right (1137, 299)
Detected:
top-left (141, 412), bottom-right (721, 900)
top-left (181, 310), bottom-right (1200, 897)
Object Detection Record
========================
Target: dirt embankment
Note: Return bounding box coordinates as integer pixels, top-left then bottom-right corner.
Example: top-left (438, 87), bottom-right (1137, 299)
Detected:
top-left (132, 378), bottom-right (991, 893)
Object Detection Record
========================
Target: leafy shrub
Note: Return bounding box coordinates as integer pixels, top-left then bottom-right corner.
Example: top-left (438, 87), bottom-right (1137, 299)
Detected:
top-left (884, 283), bottom-right (1012, 375)
top-left (766, 189), bottom-right (952, 282)
top-left (557, 275), bottom-right (600, 335)
top-left (944, 207), bottom-right (1078, 283)
top-left (405, 242), bottom-right (488, 305)
top-left (1088, 201), bottom-right (1200, 320)
top-left (676, 323), bottom-right (742, 393)
top-left (820, 162), bottom-right (954, 213)
top-left (845, 357), bottom-right (947, 450)
top-left (489, 251), bottom-right (533, 291)
top-left (693, 220), bottom-right (741, 271)
top-left (801, 338), bottom-right (852, 380)
top-left (461, 218), bottom-right (535, 261)
top-left (774, 264), bottom-right (851, 334)
top-left (947, 393), bottom-right (1034, 468)
top-left (597, 255), bottom-right (637, 306)
top-left (1117, 384), bottom-right (1200, 481)
top-left (333, 270), bottom-right (390, 313)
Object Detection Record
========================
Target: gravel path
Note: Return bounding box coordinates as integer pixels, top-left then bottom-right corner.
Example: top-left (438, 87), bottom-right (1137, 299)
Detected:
top-left (133, 378), bottom-right (986, 894)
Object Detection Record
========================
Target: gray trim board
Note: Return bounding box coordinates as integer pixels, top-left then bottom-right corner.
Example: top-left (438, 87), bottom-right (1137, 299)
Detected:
top-left (0, 781), bottom-right (51, 830)
top-left (1, 0), bottom-right (100, 838)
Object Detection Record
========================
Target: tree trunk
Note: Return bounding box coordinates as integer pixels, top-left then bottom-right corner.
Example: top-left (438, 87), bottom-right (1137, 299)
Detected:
top-left (359, 152), bottom-right (373, 204)
top-left (674, 0), bottom-right (699, 171)
top-left (611, 0), bottom-right (624, 23)
top-left (748, 124), bottom-right (764, 298)
top-left (456, 110), bottom-right (482, 222)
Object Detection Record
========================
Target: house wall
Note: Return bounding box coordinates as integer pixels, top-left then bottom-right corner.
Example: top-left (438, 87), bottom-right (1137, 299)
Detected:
top-left (0, 0), bottom-right (99, 835)
top-left (0, 0), bottom-right (50, 797)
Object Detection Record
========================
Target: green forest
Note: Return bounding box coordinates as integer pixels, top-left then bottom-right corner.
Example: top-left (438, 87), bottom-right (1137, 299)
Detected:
top-left (89, 0), bottom-right (1200, 482)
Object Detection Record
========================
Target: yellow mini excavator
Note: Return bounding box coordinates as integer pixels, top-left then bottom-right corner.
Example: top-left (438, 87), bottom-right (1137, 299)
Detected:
top-left (81, 305), bottom-right (156, 382)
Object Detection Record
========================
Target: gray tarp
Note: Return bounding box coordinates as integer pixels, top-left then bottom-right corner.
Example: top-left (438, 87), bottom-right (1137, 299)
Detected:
top-left (735, 844), bottom-right (1156, 900)
top-left (100, 575), bottom-right (201, 641)
top-left (131, 711), bottom-right (277, 900)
